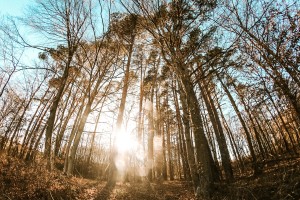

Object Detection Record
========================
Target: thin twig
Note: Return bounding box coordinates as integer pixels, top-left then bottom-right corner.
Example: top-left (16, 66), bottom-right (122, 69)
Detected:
top-left (49, 191), bottom-right (55, 200)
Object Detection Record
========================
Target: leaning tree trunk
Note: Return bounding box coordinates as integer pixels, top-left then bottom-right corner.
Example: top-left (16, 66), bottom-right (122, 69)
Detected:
top-left (63, 96), bottom-right (86, 174)
top-left (54, 82), bottom-right (75, 157)
top-left (44, 56), bottom-right (73, 170)
top-left (179, 75), bottom-right (217, 198)
top-left (66, 102), bottom-right (92, 175)
top-left (199, 79), bottom-right (233, 181)
top-left (20, 87), bottom-right (51, 157)
top-left (217, 73), bottom-right (260, 175)
top-left (66, 68), bottom-right (107, 175)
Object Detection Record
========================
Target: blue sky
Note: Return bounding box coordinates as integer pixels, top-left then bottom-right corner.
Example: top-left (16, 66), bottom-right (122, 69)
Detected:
top-left (0, 0), bottom-right (31, 17)
top-left (0, 1), bottom-right (39, 69)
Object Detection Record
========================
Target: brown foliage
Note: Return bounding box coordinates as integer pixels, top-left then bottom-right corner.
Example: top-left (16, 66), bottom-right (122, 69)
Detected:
top-left (1, 151), bottom-right (300, 200)
top-left (0, 153), bottom-right (97, 200)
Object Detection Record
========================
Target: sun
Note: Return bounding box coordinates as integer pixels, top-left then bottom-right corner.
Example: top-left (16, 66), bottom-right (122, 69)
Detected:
top-left (114, 128), bottom-right (138, 153)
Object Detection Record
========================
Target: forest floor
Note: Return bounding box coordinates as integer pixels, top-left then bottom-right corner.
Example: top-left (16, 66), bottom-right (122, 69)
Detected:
top-left (1, 153), bottom-right (300, 200)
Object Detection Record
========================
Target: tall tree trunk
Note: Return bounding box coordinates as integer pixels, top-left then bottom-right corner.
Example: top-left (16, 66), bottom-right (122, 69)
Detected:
top-left (252, 110), bottom-right (276, 156)
top-left (28, 125), bottom-right (47, 161)
top-left (217, 73), bottom-right (259, 175)
top-left (259, 106), bottom-right (281, 155)
top-left (199, 80), bottom-right (233, 181)
top-left (216, 97), bottom-right (245, 171)
top-left (63, 97), bottom-right (85, 174)
top-left (155, 86), bottom-right (164, 178)
top-left (162, 123), bottom-right (168, 180)
top-left (54, 82), bottom-right (75, 157)
top-left (179, 76), bottom-right (218, 197)
top-left (24, 97), bottom-right (53, 161)
top-left (202, 112), bottom-right (219, 171)
top-left (147, 67), bottom-right (157, 181)
top-left (44, 57), bottom-right (73, 170)
top-left (264, 88), bottom-right (294, 154)
top-left (232, 82), bottom-right (267, 160)
top-left (66, 70), bottom-right (107, 175)
top-left (175, 135), bottom-right (182, 179)
top-left (137, 59), bottom-right (144, 143)
top-left (0, 104), bottom-right (24, 150)
top-left (165, 106), bottom-right (174, 180)
top-left (87, 100), bottom-right (105, 165)
top-left (178, 82), bottom-right (199, 189)
top-left (172, 81), bottom-right (191, 180)
top-left (8, 80), bottom-right (44, 154)
top-left (20, 88), bottom-right (51, 157)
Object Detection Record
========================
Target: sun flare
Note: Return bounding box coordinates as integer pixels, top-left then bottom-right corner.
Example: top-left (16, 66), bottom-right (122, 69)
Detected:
top-left (113, 127), bottom-right (144, 175)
